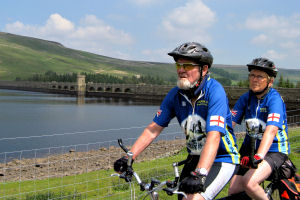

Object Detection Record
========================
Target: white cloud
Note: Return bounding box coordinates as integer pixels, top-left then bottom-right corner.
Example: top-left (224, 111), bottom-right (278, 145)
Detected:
top-left (245, 15), bottom-right (288, 30)
top-left (244, 14), bottom-right (300, 68)
top-left (5, 21), bottom-right (27, 32)
top-left (280, 41), bottom-right (296, 49)
top-left (251, 34), bottom-right (272, 45)
top-left (4, 14), bottom-right (133, 59)
top-left (159, 0), bottom-right (216, 43)
top-left (245, 14), bottom-right (300, 40)
top-left (45, 13), bottom-right (74, 33)
top-left (262, 50), bottom-right (286, 60)
top-left (5, 14), bottom-right (74, 39)
top-left (70, 15), bottom-right (133, 45)
top-left (141, 48), bottom-right (170, 61)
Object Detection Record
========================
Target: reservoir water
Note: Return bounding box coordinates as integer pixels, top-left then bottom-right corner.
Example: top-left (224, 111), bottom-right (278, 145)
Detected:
top-left (0, 89), bottom-right (182, 155)
top-left (0, 89), bottom-right (244, 160)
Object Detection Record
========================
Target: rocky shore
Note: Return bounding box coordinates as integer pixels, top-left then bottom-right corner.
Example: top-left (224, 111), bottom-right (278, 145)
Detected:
top-left (0, 132), bottom-right (248, 183)
top-left (0, 139), bottom-right (186, 182)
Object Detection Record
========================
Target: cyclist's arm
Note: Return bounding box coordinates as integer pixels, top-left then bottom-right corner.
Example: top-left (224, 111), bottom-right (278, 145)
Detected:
top-left (256, 125), bottom-right (278, 157)
top-left (196, 130), bottom-right (221, 171)
top-left (130, 121), bottom-right (164, 160)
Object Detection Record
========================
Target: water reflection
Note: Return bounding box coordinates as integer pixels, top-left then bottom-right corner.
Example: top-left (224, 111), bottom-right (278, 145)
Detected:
top-left (0, 89), bottom-right (176, 155)
top-left (0, 89), bottom-right (244, 159)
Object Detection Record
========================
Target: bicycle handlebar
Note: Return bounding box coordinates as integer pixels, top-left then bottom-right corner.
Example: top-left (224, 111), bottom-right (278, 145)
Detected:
top-left (112, 138), bottom-right (188, 198)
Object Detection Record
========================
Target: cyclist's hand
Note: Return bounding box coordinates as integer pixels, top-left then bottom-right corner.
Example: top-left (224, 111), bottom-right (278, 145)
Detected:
top-left (240, 156), bottom-right (250, 168)
top-left (252, 154), bottom-right (263, 168)
top-left (179, 171), bottom-right (206, 194)
top-left (240, 155), bottom-right (262, 169)
top-left (113, 156), bottom-right (131, 173)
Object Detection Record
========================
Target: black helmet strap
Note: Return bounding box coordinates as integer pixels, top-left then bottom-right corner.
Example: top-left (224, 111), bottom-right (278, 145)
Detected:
top-left (199, 66), bottom-right (203, 85)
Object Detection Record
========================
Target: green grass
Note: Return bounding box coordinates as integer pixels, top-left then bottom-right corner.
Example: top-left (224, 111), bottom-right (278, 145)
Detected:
top-left (1, 153), bottom-right (187, 199)
top-left (1, 127), bottom-right (299, 199)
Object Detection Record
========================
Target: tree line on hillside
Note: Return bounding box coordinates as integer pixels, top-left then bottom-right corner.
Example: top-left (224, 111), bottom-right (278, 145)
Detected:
top-left (23, 71), bottom-right (175, 85)
top-left (22, 71), bottom-right (300, 88)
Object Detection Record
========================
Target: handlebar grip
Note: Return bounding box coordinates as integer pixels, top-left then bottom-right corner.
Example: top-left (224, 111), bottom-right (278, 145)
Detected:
top-left (151, 178), bottom-right (161, 185)
top-left (163, 188), bottom-right (174, 196)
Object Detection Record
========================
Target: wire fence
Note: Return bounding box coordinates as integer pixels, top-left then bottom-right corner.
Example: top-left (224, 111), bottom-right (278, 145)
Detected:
top-left (0, 110), bottom-right (299, 199)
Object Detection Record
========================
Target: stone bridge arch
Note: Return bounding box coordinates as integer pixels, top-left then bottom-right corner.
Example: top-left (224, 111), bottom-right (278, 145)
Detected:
top-left (97, 87), bottom-right (103, 92)
top-left (89, 87), bottom-right (95, 91)
top-left (114, 88), bottom-right (122, 92)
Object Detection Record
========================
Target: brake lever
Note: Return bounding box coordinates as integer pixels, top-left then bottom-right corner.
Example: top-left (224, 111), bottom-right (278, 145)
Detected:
top-left (173, 190), bottom-right (187, 199)
top-left (163, 187), bottom-right (187, 199)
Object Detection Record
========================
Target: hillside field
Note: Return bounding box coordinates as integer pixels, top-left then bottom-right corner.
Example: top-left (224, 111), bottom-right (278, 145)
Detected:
top-left (0, 32), bottom-right (300, 85)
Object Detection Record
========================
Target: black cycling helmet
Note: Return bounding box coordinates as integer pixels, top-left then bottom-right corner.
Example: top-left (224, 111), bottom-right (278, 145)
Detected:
top-left (247, 57), bottom-right (278, 78)
top-left (168, 42), bottom-right (213, 68)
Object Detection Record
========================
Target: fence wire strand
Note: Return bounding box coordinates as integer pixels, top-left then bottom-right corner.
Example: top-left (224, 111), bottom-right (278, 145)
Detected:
top-left (0, 113), bottom-right (299, 199)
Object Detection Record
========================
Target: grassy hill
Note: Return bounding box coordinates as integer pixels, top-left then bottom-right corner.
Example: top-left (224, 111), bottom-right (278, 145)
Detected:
top-left (0, 32), bottom-right (299, 85)
top-left (0, 32), bottom-right (176, 81)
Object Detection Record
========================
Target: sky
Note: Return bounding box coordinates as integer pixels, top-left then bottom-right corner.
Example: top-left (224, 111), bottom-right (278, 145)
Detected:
top-left (0, 0), bottom-right (300, 69)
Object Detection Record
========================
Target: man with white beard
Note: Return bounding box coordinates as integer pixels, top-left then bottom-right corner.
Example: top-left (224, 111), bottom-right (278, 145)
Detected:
top-left (114, 42), bottom-right (239, 200)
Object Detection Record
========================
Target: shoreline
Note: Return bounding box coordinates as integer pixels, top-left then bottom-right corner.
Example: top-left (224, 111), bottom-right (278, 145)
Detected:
top-left (0, 131), bottom-right (281, 182)
top-left (0, 139), bottom-right (186, 182)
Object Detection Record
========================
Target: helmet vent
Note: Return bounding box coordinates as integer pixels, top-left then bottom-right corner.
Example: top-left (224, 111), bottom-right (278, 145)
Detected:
top-left (247, 57), bottom-right (278, 78)
top-left (168, 42), bottom-right (213, 67)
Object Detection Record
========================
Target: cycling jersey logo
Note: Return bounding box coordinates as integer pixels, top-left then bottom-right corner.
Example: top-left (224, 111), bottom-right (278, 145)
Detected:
top-left (156, 109), bottom-right (162, 117)
top-left (210, 115), bottom-right (224, 128)
top-left (245, 118), bottom-right (266, 139)
top-left (267, 113), bottom-right (280, 122)
top-left (197, 100), bottom-right (208, 106)
top-left (231, 110), bottom-right (237, 117)
top-left (181, 115), bottom-right (206, 155)
top-left (260, 107), bottom-right (267, 112)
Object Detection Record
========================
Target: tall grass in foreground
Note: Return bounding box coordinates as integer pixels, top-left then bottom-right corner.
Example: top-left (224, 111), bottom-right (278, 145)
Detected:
top-left (1, 127), bottom-right (299, 199)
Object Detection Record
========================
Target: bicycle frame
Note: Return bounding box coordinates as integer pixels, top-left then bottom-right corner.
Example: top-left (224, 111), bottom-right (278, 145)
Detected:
top-left (111, 139), bottom-right (188, 200)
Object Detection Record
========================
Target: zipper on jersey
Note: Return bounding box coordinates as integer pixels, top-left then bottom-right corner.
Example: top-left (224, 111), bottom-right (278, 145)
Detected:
top-left (180, 91), bottom-right (203, 115)
top-left (255, 99), bottom-right (260, 118)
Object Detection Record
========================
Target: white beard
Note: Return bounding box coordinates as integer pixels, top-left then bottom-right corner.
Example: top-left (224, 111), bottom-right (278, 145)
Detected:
top-left (177, 78), bottom-right (197, 90)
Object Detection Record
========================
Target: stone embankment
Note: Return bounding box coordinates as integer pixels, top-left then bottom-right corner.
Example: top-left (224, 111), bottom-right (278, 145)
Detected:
top-left (0, 139), bottom-right (186, 182)
top-left (0, 133), bottom-right (249, 183)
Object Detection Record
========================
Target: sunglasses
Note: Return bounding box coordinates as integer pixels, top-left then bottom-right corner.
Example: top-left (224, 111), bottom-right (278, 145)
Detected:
top-left (175, 62), bottom-right (199, 71)
top-left (249, 74), bottom-right (269, 81)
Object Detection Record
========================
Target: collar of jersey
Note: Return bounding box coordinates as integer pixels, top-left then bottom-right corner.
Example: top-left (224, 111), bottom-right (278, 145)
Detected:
top-left (193, 74), bottom-right (209, 97)
top-left (249, 87), bottom-right (272, 100)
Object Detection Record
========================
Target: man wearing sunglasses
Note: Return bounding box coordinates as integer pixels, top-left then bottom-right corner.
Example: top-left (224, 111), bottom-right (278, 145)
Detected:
top-left (114, 42), bottom-right (239, 200)
top-left (229, 58), bottom-right (290, 200)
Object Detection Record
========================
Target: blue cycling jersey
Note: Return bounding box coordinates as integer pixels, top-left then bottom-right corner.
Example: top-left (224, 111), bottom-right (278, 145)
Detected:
top-left (232, 88), bottom-right (290, 154)
top-left (153, 75), bottom-right (239, 164)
